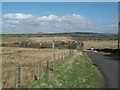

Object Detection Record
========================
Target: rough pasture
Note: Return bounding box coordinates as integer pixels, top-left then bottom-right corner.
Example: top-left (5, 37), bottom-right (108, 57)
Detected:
top-left (2, 47), bottom-right (69, 88)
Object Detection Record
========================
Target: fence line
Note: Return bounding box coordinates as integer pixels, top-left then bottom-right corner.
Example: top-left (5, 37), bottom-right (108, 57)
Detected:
top-left (2, 39), bottom-right (85, 88)
top-left (3, 40), bottom-right (77, 88)
top-left (14, 49), bottom-right (74, 88)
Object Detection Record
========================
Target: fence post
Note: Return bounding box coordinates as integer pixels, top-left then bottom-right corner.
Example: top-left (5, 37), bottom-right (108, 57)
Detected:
top-left (67, 50), bottom-right (69, 58)
top-left (58, 53), bottom-right (60, 62)
top-left (16, 66), bottom-right (20, 88)
top-left (62, 51), bottom-right (64, 60)
top-left (36, 64), bottom-right (40, 80)
top-left (52, 40), bottom-right (55, 71)
top-left (65, 51), bottom-right (67, 59)
top-left (66, 51), bottom-right (68, 58)
top-left (66, 50), bottom-right (68, 58)
top-left (64, 51), bottom-right (65, 59)
top-left (46, 59), bottom-right (49, 73)
top-left (70, 50), bottom-right (71, 56)
top-left (68, 49), bottom-right (70, 57)
top-left (68, 50), bottom-right (69, 57)
top-left (71, 50), bottom-right (73, 56)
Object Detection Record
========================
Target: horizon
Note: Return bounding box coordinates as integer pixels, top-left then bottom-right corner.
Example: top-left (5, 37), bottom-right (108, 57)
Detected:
top-left (1, 31), bottom-right (118, 35)
top-left (2, 2), bottom-right (118, 34)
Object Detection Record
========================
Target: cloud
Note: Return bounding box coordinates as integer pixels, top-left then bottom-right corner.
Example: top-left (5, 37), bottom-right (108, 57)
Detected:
top-left (3, 13), bottom-right (34, 20)
top-left (2, 13), bottom-right (117, 33)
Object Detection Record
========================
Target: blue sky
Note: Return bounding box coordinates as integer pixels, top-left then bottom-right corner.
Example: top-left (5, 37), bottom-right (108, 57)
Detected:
top-left (2, 2), bottom-right (118, 33)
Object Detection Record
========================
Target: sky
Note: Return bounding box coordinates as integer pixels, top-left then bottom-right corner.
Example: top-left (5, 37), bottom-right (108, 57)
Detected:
top-left (2, 2), bottom-right (118, 34)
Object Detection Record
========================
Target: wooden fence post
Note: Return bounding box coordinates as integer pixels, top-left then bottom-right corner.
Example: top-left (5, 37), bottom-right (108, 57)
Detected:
top-left (16, 66), bottom-right (20, 88)
top-left (71, 50), bottom-right (73, 56)
top-left (57, 53), bottom-right (59, 62)
top-left (66, 51), bottom-right (68, 58)
top-left (70, 50), bottom-right (73, 56)
top-left (46, 59), bottom-right (49, 73)
top-left (36, 64), bottom-right (40, 80)
top-left (62, 51), bottom-right (64, 60)
top-left (65, 51), bottom-right (67, 59)
top-left (68, 49), bottom-right (70, 57)
top-left (70, 50), bottom-right (71, 56)
top-left (64, 51), bottom-right (66, 59)
top-left (67, 51), bottom-right (69, 58)
top-left (52, 40), bottom-right (55, 71)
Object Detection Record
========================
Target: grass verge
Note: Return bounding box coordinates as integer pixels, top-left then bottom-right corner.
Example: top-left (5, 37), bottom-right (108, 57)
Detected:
top-left (24, 52), bottom-right (105, 88)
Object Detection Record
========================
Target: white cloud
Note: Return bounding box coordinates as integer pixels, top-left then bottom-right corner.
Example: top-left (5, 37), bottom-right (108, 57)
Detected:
top-left (2, 13), bottom-right (118, 33)
top-left (3, 13), bottom-right (34, 20)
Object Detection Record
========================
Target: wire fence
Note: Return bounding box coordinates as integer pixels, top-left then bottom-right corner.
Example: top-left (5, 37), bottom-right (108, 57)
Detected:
top-left (15, 49), bottom-right (74, 88)
top-left (2, 40), bottom-right (75, 88)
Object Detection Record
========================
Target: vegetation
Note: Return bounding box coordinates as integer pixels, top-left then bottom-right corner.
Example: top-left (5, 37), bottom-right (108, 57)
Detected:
top-left (2, 47), bottom-right (68, 88)
top-left (71, 34), bottom-right (118, 41)
top-left (24, 52), bottom-right (105, 88)
top-left (2, 33), bottom-right (118, 50)
top-left (1, 32), bottom-right (118, 41)
top-left (84, 40), bottom-right (118, 50)
top-left (1, 32), bottom-right (117, 88)
top-left (93, 48), bottom-right (120, 58)
top-left (1, 32), bottom-right (118, 50)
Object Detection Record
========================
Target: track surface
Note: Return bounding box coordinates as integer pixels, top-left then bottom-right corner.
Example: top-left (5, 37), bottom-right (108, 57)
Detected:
top-left (85, 51), bottom-right (118, 88)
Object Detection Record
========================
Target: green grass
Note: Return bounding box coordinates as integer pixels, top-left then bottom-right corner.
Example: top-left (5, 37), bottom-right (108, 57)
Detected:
top-left (23, 52), bottom-right (105, 88)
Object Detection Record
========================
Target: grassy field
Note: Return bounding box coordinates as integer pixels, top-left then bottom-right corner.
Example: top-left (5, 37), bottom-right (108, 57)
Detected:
top-left (1, 34), bottom-right (116, 88)
top-left (29, 37), bottom-right (73, 43)
top-left (2, 35), bottom-right (117, 50)
top-left (24, 52), bottom-right (105, 88)
top-left (1, 36), bottom-right (74, 88)
top-left (2, 36), bottom-right (73, 43)
top-left (2, 36), bottom-right (75, 49)
top-left (84, 40), bottom-right (118, 50)
top-left (2, 47), bottom-right (69, 88)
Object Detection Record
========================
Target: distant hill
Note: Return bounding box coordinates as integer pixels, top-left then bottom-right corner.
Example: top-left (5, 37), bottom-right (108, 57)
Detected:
top-left (1, 31), bottom-right (117, 35)
top-left (1, 32), bottom-right (118, 41)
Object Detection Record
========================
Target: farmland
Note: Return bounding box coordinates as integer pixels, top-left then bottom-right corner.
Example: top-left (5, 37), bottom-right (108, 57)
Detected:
top-left (1, 33), bottom-right (118, 50)
top-left (1, 33), bottom-right (118, 88)
top-left (84, 40), bottom-right (118, 50)
top-left (2, 35), bottom-right (75, 88)
top-left (2, 36), bottom-right (73, 43)
top-left (2, 46), bottom-right (70, 88)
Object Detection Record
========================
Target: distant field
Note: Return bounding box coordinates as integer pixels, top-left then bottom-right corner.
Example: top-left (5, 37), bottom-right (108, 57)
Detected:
top-left (29, 37), bottom-right (73, 43)
top-left (84, 40), bottom-right (118, 49)
top-left (2, 47), bottom-right (69, 88)
top-left (2, 36), bottom-right (117, 49)
top-left (2, 37), bottom-right (29, 44)
top-left (2, 36), bottom-right (73, 43)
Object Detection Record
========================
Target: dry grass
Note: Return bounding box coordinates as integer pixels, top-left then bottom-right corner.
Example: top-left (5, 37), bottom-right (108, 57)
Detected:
top-left (2, 36), bottom-right (73, 44)
top-left (84, 40), bottom-right (118, 49)
top-left (29, 36), bottom-right (73, 43)
top-left (2, 36), bottom-right (117, 88)
top-left (1, 36), bottom-right (73, 88)
top-left (2, 47), bottom-right (70, 88)
top-left (2, 37), bottom-right (29, 44)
